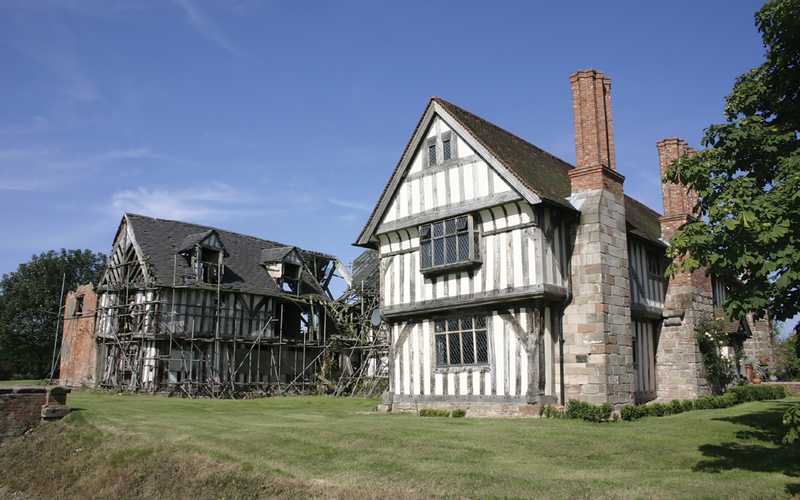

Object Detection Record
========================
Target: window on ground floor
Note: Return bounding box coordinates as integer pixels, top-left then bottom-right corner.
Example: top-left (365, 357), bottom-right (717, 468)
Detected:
top-left (434, 315), bottom-right (488, 367)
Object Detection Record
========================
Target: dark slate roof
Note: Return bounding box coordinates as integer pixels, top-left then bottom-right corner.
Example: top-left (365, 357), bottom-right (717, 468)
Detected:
top-left (624, 196), bottom-right (665, 246)
top-left (351, 250), bottom-right (379, 291)
top-left (125, 213), bottom-right (334, 296)
top-left (434, 97), bottom-right (574, 209)
top-left (260, 246), bottom-right (295, 263)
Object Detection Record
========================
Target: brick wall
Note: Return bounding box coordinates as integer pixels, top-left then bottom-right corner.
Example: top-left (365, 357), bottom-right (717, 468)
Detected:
top-left (59, 284), bottom-right (98, 387)
top-left (0, 388), bottom-right (46, 438)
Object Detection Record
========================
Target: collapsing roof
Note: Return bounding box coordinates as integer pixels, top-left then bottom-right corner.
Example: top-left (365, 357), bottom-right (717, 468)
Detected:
top-left (123, 213), bottom-right (336, 297)
top-left (356, 97), bottom-right (664, 247)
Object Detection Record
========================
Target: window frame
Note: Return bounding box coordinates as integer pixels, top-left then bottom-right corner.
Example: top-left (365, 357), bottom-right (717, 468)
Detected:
top-left (419, 214), bottom-right (480, 275)
top-left (434, 314), bottom-right (490, 369)
top-left (425, 131), bottom-right (458, 168)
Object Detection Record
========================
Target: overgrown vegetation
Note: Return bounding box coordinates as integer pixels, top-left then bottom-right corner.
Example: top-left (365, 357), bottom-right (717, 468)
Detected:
top-left (784, 404), bottom-right (800, 445)
top-left (696, 318), bottom-right (739, 394)
top-left (663, 0), bottom-right (800, 322)
top-left (0, 249), bottom-right (106, 379)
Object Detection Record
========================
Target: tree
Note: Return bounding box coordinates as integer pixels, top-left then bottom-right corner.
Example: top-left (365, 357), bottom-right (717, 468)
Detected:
top-left (0, 249), bottom-right (106, 379)
top-left (664, 0), bottom-right (800, 322)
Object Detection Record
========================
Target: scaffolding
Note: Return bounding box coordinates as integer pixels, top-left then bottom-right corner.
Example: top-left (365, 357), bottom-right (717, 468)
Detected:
top-left (91, 245), bottom-right (387, 399)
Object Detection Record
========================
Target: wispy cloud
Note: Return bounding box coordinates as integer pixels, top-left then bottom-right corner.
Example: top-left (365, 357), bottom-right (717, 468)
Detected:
top-left (328, 198), bottom-right (371, 211)
top-left (173, 0), bottom-right (241, 56)
top-left (0, 147), bottom-right (163, 191)
top-left (110, 183), bottom-right (272, 222)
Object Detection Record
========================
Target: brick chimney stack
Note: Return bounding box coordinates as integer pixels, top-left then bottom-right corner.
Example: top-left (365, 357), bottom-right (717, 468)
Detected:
top-left (571, 69), bottom-right (616, 171)
top-left (657, 138), bottom-right (698, 241)
top-left (563, 69), bottom-right (633, 408)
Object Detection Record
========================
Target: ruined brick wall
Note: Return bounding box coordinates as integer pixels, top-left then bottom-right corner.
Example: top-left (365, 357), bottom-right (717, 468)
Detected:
top-left (0, 388), bottom-right (46, 438)
top-left (562, 70), bottom-right (634, 407)
top-left (59, 284), bottom-right (98, 387)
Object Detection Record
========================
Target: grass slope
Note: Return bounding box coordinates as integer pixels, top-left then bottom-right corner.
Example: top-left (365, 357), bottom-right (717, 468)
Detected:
top-left (1, 390), bottom-right (798, 499)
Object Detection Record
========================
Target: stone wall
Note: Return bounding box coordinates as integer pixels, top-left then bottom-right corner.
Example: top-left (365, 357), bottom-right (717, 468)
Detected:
top-left (656, 139), bottom-right (711, 400)
top-left (564, 177), bottom-right (634, 407)
top-left (60, 284), bottom-right (98, 387)
top-left (744, 315), bottom-right (776, 370)
top-left (562, 70), bottom-right (634, 408)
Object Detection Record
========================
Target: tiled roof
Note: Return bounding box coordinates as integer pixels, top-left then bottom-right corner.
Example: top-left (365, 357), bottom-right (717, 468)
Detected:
top-left (356, 97), bottom-right (664, 246)
top-left (125, 213), bottom-right (334, 296)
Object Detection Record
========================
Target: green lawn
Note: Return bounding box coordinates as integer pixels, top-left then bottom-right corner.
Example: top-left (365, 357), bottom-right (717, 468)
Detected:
top-left (1, 389), bottom-right (799, 499)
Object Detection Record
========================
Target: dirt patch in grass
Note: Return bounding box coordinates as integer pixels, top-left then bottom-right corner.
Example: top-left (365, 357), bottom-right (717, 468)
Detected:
top-left (0, 412), bottom-right (411, 499)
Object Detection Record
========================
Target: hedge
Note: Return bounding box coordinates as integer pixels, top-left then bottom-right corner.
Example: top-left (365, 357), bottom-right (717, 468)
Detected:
top-left (620, 384), bottom-right (787, 421)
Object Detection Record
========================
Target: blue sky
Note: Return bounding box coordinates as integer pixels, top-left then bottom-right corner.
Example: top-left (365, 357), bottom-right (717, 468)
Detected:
top-left (1, 0), bottom-right (794, 335)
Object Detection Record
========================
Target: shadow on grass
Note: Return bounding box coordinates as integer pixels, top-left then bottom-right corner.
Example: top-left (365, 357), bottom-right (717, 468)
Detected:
top-left (693, 402), bottom-right (800, 495)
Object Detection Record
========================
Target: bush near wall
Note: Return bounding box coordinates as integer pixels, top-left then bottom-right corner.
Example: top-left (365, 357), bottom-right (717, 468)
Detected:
top-left (620, 385), bottom-right (787, 421)
top-left (565, 400), bottom-right (613, 423)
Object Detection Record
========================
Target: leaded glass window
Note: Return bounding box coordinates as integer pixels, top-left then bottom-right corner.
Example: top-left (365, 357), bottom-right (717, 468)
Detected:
top-left (419, 215), bottom-right (476, 271)
top-left (434, 315), bottom-right (489, 367)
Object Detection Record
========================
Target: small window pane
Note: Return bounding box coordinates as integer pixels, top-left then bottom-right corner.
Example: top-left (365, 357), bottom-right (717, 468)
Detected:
top-left (460, 317), bottom-right (472, 330)
top-left (445, 235), bottom-right (457, 264)
top-left (435, 335), bottom-right (447, 365)
top-left (435, 320), bottom-right (445, 333)
top-left (462, 332), bottom-right (475, 364)
top-left (433, 222), bottom-right (444, 237)
top-left (476, 316), bottom-right (487, 329)
top-left (433, 239), bottom-right (444, 265)
top-left (421, 241), bottom-right (431, 268)
top-left (456, 216), bottom-right (468, 231)
top-left (476, 331), bottom-right (488, 363)
top-left (445, 218), bottom-right (456, 235)
top-left (428, 144), bottom-right (437, 166)
top-left (458, 233), bottom-right (469, 261)
top-left (447, 319), bottom-right (459, 331)
top-left (448, 333), bottom-right (461, 365)
top-left (420, 224), bottom-right (431, 240)
top-left (443, 139), bottom-right (451, 160)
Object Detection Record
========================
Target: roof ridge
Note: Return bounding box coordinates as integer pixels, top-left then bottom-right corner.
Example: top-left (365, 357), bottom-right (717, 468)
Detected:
top-left (432, 97), bottom-right (575, 171)
top-left (125, 212), bottom-right (328, 256)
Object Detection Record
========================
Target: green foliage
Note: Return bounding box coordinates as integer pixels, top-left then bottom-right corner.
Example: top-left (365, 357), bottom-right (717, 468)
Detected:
top-left (418, 408), bottom-right (451, 417)
top-left (418, 408), bottom-right (466, 418)
top-left (774, 331), bottom-right (800, 380)
top-left (663, 0), bottom-right (800, 322)
top-left (539, 405), bottom-right (564, 418)
top-left (783, 404), bottom-right (800, 445)
top-left (0, 249), bottom-right (106, 379)
top-left (565, 400), bottom-right (613, 422)
top-left (696, 319), bottom-right (737, 394)
top-left (620, 384), bottom-right (786, 420)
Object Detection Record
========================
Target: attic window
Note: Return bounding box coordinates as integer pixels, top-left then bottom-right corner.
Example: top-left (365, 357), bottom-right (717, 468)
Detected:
top-left (428, 143), bottom-right (437, 166)
top-left (74, 296), bottom-right (84, 316)
top-left (443, 137), bottom-right (452, 161)
top-left (198, 248), bottom-right (222, 284)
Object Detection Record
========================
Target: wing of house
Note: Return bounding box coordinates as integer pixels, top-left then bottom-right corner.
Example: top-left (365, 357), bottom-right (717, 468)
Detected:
top-left (358, 70), bottom-right (773, 415)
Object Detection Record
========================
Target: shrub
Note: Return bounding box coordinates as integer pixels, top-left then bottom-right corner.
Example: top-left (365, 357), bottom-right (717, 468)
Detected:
top-left (620, 404), bottom-right (648, 421)
top-left (565, 400), bottom-right (612, 422)
top-left (669, 400), bottom-right (685, 415)
top-left (540, 405), bottom-right (564, 419)
top-left (681, 400), bottom-right (694, 412)
top-left (450, 409), bottom-right (466, 418)
top-left (418, 408), bottom-right (450, 417)
top-left (727, 384), bottom-right (786, 403)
